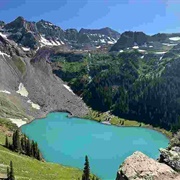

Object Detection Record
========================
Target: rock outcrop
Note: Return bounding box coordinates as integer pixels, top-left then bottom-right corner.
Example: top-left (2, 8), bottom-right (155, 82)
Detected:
top-left (159, 147), bottom-right (180, 172)
top-left (116, 151), bottom-right (179, 180)
top-left (159, 131), bottom-right (180, 172)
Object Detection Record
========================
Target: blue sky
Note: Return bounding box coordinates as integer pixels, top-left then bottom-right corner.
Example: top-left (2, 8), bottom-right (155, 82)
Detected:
top-left (0, 0), bottom-right (180, 35)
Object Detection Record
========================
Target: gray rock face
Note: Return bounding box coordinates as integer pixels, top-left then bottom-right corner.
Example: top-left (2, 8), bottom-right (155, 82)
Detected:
top-left (0, 17), bottom-right (120, 50)
top-left (159, 147), bottom-right (180, 172)
top-left (110, 31), bottom-right (180, 52)
top-left (0, 33), bottom-right (89, 120)
top-left (110, 31), bottom-right (150, 51)
top-left (116, 151), bottom-right (179, 180)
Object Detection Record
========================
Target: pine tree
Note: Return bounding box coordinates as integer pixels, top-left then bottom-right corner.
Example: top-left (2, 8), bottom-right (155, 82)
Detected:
top-left (5, 135), bottom-right (9, 148)
top-left (21, 136), bottom-right (26, 153)
top-left (9, 161), bottom-right (15, 180)
top-left (26, 139), bottom-right (31, 156)
top-left (31, 140), bottom-right (35, 157)
top-left (36, 149), bottom-right (42, 161)
top-left (12, 130), bottom-right (21, 152)
top-left (7, 167), bottom-right (10, 179)
top-left (24, 135), bottom-right (27, 154)
top-left (82, 155), bottom-right (90, 180)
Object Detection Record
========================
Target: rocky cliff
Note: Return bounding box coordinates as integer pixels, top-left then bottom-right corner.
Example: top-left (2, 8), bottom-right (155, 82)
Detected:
top-left (0, 17), bottom-right (120, 51)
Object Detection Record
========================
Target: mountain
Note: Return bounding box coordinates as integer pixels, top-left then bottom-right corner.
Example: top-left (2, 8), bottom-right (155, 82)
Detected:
top-left (110, 31), bottom-right (150, 51)
top-left (0, 21), bottom-right (5, 28)
top-left (0, 29), bottom-right (88, 123)
top-left (110, 31), bottom-right (180, 52)
top-left (0, 17), bottom-right (120, 51)
top-left (78, 27), bottom-right (120, 44)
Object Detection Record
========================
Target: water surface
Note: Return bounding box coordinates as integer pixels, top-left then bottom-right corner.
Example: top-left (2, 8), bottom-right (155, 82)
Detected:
top-left (21, 112), bottom-right (169, 180)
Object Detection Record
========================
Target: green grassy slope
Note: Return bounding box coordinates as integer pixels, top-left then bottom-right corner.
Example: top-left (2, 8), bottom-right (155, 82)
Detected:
top-left (0, 93), bottom-right (30, 120)
top-left (0, 132), bottom-right (84, 180)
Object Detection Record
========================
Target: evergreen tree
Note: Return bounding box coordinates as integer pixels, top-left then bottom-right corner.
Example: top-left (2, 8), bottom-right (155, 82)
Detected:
top-left (7, 167), bottom-right (10, 179)
top-left (26, 139), bottom-right (31, 156)
top-left (34, 142), bottom-right (38, 159)
top-left (82, 155), bottom-right (90, 180)
top-left (21, 136), bottom-right (26, 153)
top-left (5, 135), bottom-right (9, 148)
top-left (36, 149), bottom-right (42, 161)
top-left (12, 130), bottom-right (21, 152)
top-left (31, 140), bottom-right (35, 157)
top-left (9, 161), bottom-right (15, 180)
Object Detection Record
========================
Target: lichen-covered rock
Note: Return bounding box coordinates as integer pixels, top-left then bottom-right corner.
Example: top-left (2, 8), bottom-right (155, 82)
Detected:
top-left (158, 130), bottom-right (180, 172)
top-left (159, 146), bottom-right (180, 171)
top-left (116, 151), bottom-right (179, 180)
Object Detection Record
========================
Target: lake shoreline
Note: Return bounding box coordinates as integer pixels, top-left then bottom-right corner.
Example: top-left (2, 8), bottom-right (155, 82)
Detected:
top-left (81, 110), bottom-right (172, 139)
top-left (20, 109), bottom-right (172, 140)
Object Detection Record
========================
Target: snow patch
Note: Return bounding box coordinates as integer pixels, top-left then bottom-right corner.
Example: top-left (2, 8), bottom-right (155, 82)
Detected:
top-left (40, 35), bottom-right (63, 46)
top-left (141, 55), bottom-right (144, 59)
top-left (60, 40), bottom-right (65, 45)
top-left (40, 35), bottom-right (54, 46)
top-left (149, 45), bottom-right (153, 48)
top-left (22, 47), bottom-right (30, 51)
top-left (0, 32), bottom-right (8, 39)
top-left (132, 46), bottom-right (139, 49)
top-left (169, 37), bottom-right (180, 41)
top-left (154, 51), bottom-right (166, 55)
top-left (138, 49), bottom-right (146, 53)
top-left (8, 118), bottom-right (27, 127)
top-left (159, 56), bottom-right (163, 61)
top-left (162, 43), bottom-right (177, 46)
top-left (0, 51), bottom-right (11, 58)
top-left (16, 83), bottom-right (28, 97)
top-left (96, 46), bottom-right (101, 49)
top-left (119, 50), bottom-right (124, 53)
top-left (27, 100), bottom-right (40, 110)
top-left (107, 41), bottom-right (114, 44)
top-left (63, 84), bottom-right (75, 95)
top-left (0, 90), bottom-right (11, 94)
top-left (100, 39), bottom-right (106, 43)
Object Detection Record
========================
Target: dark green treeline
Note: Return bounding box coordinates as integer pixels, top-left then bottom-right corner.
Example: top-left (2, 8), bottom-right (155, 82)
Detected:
top-left (5, 130), bottom-right (42, 161)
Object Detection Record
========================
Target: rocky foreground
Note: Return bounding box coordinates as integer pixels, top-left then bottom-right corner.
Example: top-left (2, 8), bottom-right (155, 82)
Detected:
top-left (116, 131), bottom-right (180, 180)
top-left (116, 151), bottom-right (180, 180)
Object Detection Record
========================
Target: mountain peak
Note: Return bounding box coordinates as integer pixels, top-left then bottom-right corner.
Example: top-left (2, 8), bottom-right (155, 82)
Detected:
top-left (0, 21), bottom-right (5, 27)
top-left (16, 16), bottom-right (25, 20)
top-left (79, 27), bottom-right (120, 40)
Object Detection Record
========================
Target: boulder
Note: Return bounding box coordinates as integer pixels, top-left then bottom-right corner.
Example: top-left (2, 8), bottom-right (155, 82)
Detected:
top-left (116, 151), bottom-right (179, 180)
top-left (159, 147), bottom-right (180, 171)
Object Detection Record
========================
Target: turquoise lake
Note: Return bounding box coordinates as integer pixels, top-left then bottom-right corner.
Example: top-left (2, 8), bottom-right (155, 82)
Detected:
top-left (21, 112), bottom-right (169, 180)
